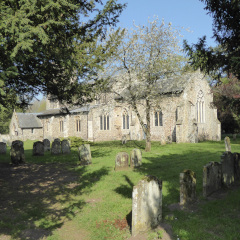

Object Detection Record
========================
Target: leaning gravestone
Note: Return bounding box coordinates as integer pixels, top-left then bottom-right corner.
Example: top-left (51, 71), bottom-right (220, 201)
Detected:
top-left (130, 149), bottom-right (142, 168)
top-left (51, 139), bottom-right (62, 155)
top-left (115, 152), bottom-right (129, 171)
top-left (33, 141), bottom-right (44, 156)
top-left (61, 139), bottom-right (71, 154)
top-left (43, 139), bottom-right (50, 152)
top-left (78, 144), bottom-right (91, 165)
top-left (10, 140), bottom-right (25, 164)
top-left (224, 136), bottom-right (231, 152)
top-left (180, 169), bottom-right (196, 205)
top-left (221, 152), bottom-right (234, 187)
top-left (203, 162), bottom-right (222, 197)
top-left (132, 176), bottom-right (162, 236)
top-left (0, 142), bottom-right (7, 154)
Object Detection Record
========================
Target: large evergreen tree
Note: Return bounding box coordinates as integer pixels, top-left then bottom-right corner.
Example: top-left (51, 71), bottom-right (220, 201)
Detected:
top-left (184, 0), bottom-right (240, 79)
top-left (0, 0), bottom-right (126, 108)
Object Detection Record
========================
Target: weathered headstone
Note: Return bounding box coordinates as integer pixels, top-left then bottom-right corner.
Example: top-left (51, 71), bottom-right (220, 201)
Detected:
top-left (180, 170), bottom-right (196, 205)
top-left (43, 139), bottom-right (50, 152)
top-left (203, 162), bottom-right (222, 197)
top-left (224, 136), bottom-right (231, 152)
top-left (233, 134), bottom-right (237, 140)
top-left (10, 140), bottom-right (25, 164)
top-left (233, 153), bottom-right (240, 181)
top-left (54, 138), bottom-right (61, 143)
top-left (51, 139), bottom-right (62, 155)
top-left (132, 176), bottom-right (162, 236)
top-left (61, 139), bottom-right (71, 154)
top-left (221, 152), bottom-right (234, 187)
top-left (0, 142), bottom-right (7, 154)
top-left (122, 135), bottom-right (127, 144)
top-left (130, 149), bottom-right (142, 168)
top-left (78, 144), bottom-right (91, 165)
top-left (115, 152), bottom-right (129, 171)
top-left (33, 141), bottom-right (44, 156)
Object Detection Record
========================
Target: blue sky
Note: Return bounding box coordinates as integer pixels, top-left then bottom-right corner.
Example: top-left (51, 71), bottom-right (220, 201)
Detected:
top-left (117, 0), bottom-right (216, 48)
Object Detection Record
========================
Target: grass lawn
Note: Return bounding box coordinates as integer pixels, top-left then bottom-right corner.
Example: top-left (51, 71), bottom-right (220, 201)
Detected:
top-left (0, 138), bottom-right (240, 240)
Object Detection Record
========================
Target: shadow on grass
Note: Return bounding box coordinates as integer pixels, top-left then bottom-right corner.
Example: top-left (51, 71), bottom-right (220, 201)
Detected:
top-left (114, 175), bottom-right (134, 199)
top-left (0, 148), bottom-right (110, 240)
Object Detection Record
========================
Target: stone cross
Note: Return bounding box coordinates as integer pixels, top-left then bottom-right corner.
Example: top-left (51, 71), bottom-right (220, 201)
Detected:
top-left (33, 141), bottom-right (44, 156)
top-left (132, 176), bottom-right (162, 236)
top-left (10, 140), bottom-right (25, 164)
top-left (130, 149), bottom-right (142, 168)
top-left (180, 170), bottom-right (196, 205)
top-left (0, 142), bottom-right (7, 154)
top-left (78, 144), bottom-right (92, 165)
top-left (224, 136), bottom-right (231, 152)
top-left (115, 152), bottom-right (129, 171)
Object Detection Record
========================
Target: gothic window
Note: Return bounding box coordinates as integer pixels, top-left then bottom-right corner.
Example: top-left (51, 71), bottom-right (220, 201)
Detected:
top-left (100, 113), bottom-right (110, 130)
top-left (155, 111), bottom-right (163, 126)
top-left (76, 119), bottom-right (81, 132)
top-left (196, 90), bottom-right (205, 123)
top-left (123, 110), bottom-right (129, 129)
top-left (60, 120), bottom-right (64, 132)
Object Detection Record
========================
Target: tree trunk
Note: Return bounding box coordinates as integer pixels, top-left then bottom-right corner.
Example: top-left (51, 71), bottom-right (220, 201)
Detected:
top-left (145, 98), bottom-right (151, 152)
top-left (145, 134), bottom-right (151, 152)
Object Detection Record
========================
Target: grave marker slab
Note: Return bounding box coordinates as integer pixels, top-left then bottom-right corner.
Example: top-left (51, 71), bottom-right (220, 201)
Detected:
top-left (10, 140), bottom-right (25, 164)
top-left (78, 144), bottom-right (91, 165)
top-left (0, 142), bottom-right (7, 154)
top-left (61, 139), bottom-right (71, 154)
top-left (115, 152), bottom-right (129, 171)
top-left (33, 141), bottom-right (44, 156)
top-left (130, 149), bottom-right (142, 168)
top-left (221, 152), bottom-right (234, 187)
top-left (43, 139), bottom-right (50, 152)
top-left (224, 136), bottom-right (231, 152)
top-left (51, 139), bottom-right (61, 155)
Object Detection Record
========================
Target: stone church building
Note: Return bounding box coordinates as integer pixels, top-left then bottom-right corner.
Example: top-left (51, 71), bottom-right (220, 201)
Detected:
top-left (8, 71), bottom-right (221, 143)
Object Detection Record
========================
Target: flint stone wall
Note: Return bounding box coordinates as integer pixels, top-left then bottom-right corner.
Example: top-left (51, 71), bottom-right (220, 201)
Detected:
top-left (203, 162), bottom-right (222, 197)
top-left (132, 176), bottom-right (162, 236)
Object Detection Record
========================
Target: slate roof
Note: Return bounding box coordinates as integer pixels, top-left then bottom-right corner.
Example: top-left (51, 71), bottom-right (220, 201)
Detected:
top-left (16, 113), bottom-right (43, 129)
top-left (70, 105), bottom-right (97, 113)
top-left (37, 108), bottom-right (70, 117)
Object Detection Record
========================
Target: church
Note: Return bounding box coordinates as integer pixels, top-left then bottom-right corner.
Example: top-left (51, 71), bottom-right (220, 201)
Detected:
top-left (8, 71), bottom-right (221, 143)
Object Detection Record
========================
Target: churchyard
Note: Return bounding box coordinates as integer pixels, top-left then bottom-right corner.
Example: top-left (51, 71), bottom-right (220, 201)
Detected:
top-left (0, 137), bottom-right (240, 240)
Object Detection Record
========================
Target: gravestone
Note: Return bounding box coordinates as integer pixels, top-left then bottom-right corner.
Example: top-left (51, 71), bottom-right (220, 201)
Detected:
top-left (233, 134), bottom-right (237, 140)
top-left (54, 138), bottom-right (61, 143)
top-left (122, 135), bottom-right (127, 144)
top-left (43, 139), bottom-right (50, 152)
top-left (130, 149), bottom-right (142, 168)
top-left (51, 139), bottom-right (62, 155)
top-left (115, 152), bottom-right (129, 171)
top-left (10, 140), bottom-right (25, 164)
top-left (180, 170), bottom-right (196, 205)
top-left (61, 139), bottom-right (71, 154)
top-left (33, 141), bottom-right (44, 156)
top-left (233, 153), bottom-right (240, 181)
top-left (78, 144), bottom-right (91, 165)
top-left (132, 176), bottom-right (162, 236)
top-left (224, 136), bottom-right (231, 152)
top-left (203, 162), bottom-right (222, 197)
top-left (221, 152), bottom-right (234, 187)
top-left (0, 142), bottom-right (7, 154)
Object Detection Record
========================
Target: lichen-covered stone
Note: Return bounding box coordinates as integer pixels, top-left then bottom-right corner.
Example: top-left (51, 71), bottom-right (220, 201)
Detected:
top-left (224, 136), bottom-right (231, 152)
top-left (221, 152), bottom-right (234, 187)
top-left (61, 139), bottom-right (71, 154)
top-left (115, 152), bottom-right (129, 171)
top-left (33, 141), bottom-right (44, 156)
top-left (51, 139), bottom-right (61, 155)
top-left (0, 142), bottom-right (7, 154)
top-left (43, 139), bottom-right (50, 152)
top-left (132, 176), bottom-right (162, 236)
top-left (130, 149), bottom-right (142, 168)
top-left (180, 169), bottom-right (196, 205)
top-left (10, 140), bottom-right (25, 164)
top-left (78, 144), bottom-right (91, 165)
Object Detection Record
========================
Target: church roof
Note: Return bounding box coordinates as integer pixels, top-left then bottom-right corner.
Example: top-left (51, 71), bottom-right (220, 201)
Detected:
top-left (70, 105), bottom-right (97, 113)
top-left (37, 108), bottom-right (70, 117)
top-left (16, 113), bottom-right (43, 129)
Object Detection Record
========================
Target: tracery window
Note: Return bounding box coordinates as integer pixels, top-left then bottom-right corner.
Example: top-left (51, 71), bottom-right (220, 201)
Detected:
top-left (123, 110), bottom-right (129, 129)
top-left (196, 90), bottom-right (205, 123)
top-left (100, 113), bottom-right (110, 130)
top-left (155, 111), bottom-right (163, 126)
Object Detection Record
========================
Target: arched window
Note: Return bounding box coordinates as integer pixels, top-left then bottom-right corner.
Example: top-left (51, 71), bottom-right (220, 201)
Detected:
top-left (123, 110), bottom-right (129, 129)
top-left (196, 90), bottom-right (205, 123)
top-left (100, 113), bottom-right (110, 130)
top-left (154, 111), bottom-right (163, 126)
top-left (60, 119), bottom-right (64, 132)
top-left (76, 118), bottom-right (81, 132)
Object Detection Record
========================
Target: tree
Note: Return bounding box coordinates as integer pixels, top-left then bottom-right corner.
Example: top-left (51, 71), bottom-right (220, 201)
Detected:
top-left (0, 0), bottom-right (126, 108)
top-left (184, 0), bottom-right (240, 80)
top-left (103, 18), bottom-right (185, 151)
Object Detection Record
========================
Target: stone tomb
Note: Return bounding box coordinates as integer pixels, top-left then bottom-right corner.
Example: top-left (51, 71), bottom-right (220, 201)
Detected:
top-left (180, 169), bottom-right (196, 205)
top-left (78, 144), bottom-right (92, 165)
top-left (51, 139), bottom-right (62, 155)
top-left (203, 162), bottom-right (222, 197)
top-left (130, 149), bottom-right (142, 168)
top-left (43, 139), bottom-right (50, 152)
top-left (61, 139), bottom-right (71, 154)
top-left (132, 176), bottom-right (162, 236)
top-left (10, 140), bottom-right (25, 164)
top-left (33, 141), bottom-right (44, 156)
top-left (221, 152), bottom-right (235, 187)
top-left (115, 152), bottom-right (129, 171)
top-left (0, 142), bottom-right (7, 154)
top-left (224, 136), bottom-right (231, 152)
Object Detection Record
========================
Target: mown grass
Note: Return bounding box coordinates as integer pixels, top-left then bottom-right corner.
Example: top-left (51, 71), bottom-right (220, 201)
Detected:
top-left (0, 137), bottom-right (240, 240)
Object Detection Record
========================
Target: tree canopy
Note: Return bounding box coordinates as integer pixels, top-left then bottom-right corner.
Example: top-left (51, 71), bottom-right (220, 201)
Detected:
top-left (184, 0), bottom-right (240, 80)
top-left (0, 0), bottom-right (126, 108)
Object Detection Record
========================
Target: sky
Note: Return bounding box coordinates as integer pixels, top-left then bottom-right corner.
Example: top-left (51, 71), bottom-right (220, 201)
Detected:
top-left (116, 0), bottom-right (216, 48)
